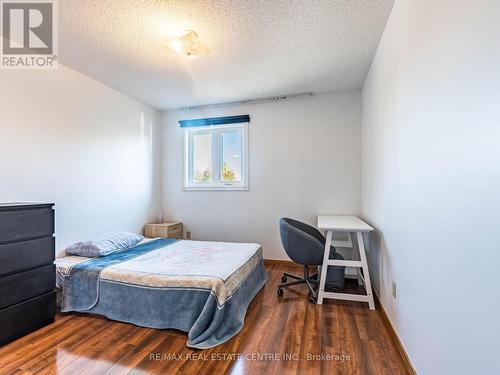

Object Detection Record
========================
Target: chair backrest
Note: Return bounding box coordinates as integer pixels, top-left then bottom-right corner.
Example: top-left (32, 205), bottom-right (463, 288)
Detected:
top-left (279, 218), bottom-right (326, 266)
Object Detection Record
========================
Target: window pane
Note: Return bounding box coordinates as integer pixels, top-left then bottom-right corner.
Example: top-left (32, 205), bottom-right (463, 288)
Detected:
top-left (192, 133), bottom-right (212, 183)
top-left (221, 130), bottom-right (243, 182)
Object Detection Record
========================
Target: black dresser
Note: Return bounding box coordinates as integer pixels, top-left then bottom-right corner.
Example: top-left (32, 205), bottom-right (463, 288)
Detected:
top-left (0, 203), bottom-right (56, 345)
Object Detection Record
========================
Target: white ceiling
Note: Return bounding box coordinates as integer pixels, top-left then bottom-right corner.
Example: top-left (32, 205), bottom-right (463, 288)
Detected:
top-left (59, 0), bottom-right (394, 110)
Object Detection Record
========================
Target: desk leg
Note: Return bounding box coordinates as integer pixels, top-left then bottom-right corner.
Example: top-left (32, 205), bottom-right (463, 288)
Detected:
top-left (357, 232), bottom-right (375, 310)
top-left (349, 232), bottom-right (363, 286)
top-left (317, 230), bottom-right (332, 305)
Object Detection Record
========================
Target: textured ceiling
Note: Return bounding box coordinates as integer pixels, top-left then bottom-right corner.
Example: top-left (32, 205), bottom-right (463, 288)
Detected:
top-left (59, 0), bottom-right (394, 110)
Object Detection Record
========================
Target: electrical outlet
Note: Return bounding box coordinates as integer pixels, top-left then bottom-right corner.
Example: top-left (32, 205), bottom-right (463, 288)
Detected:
top-left (392, 281), bottom-right (397, 299)
top-left (186, 231), bottom-right (191, 239)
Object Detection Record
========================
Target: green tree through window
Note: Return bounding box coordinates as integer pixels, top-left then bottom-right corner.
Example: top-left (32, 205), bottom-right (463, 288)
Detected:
top-left (223, 162), bottom-right (236, 181)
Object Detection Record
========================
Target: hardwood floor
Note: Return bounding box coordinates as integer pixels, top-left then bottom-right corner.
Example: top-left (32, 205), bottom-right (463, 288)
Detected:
top-left (0, 263), bottom-right (410, 375)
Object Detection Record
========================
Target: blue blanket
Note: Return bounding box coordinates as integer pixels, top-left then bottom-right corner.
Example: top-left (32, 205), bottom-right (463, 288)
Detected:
top-left (59, 239), bottom-right (268, 349)
top-left (62, 238), bottom-right (178, 311)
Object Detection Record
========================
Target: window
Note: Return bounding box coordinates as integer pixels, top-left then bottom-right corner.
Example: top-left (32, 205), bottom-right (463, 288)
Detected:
top-left (184, 123), bottom-right (248, 190)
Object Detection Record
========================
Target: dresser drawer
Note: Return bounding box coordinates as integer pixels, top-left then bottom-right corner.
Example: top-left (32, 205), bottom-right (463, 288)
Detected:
top-left (0, 207), bottom-right (54, 244)
top-left (0, 291), bottom-right (56, 345)
top-left (0, 265), bottom-right (55, 309)
top-left (0, 237), bottom-right (55, 277)
top-left (167, 229), bottom-right (183, 239)
top-left (144, 223), bottom-right (183, 238)
top-left (168, 224), bottom-right (182, 234)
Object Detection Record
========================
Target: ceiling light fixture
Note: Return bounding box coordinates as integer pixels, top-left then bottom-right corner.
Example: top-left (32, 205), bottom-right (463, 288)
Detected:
top-left (167, 30), bottom-right (209, 60)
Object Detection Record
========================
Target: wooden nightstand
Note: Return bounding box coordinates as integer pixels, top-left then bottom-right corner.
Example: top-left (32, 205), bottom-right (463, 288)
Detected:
top-left (144, 222), bottom-right (183, 239)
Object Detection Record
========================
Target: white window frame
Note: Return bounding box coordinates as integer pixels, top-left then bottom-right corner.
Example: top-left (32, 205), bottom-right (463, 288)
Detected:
top-left (183, 123), bottom-right (249, 191)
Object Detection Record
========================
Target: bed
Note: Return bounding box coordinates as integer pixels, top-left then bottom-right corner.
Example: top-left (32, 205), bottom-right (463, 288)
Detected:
top-left (55, 238), bottom-right (268, 349)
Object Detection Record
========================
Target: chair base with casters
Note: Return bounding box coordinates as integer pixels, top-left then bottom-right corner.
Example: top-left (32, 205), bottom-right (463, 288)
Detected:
top-left (277, 265), bottom-right (319, 303)
top-left (277, 252), bottom-right (345, 304)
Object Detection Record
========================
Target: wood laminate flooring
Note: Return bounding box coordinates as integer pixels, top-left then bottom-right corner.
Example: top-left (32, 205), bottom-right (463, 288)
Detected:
top-left (0, 263), bottom-right (410, 375)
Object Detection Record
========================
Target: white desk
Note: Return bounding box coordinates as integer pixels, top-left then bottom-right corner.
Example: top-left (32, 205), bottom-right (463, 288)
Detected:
top-left (317, 215), bottom-right (375, 309)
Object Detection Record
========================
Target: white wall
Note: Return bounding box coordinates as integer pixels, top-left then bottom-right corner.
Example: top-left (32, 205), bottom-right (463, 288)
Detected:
top-left (0, 65), bottom-right (161, 256)
top-left (361, 1), bottom-right (500, 374)
top-left (162, 92), bottom-right (362, 259)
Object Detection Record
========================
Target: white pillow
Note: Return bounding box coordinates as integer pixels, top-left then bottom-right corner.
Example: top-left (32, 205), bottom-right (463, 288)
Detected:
top-left (65, 231), bottom-right (144, 257)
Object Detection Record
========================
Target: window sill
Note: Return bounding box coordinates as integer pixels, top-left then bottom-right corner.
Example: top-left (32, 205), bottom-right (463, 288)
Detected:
top-left (182, 185), bottom-right (248, 192)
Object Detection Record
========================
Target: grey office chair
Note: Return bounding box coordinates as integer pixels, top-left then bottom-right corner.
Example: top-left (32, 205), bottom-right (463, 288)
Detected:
top-left (278, 217), bottom-right (345, 303)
